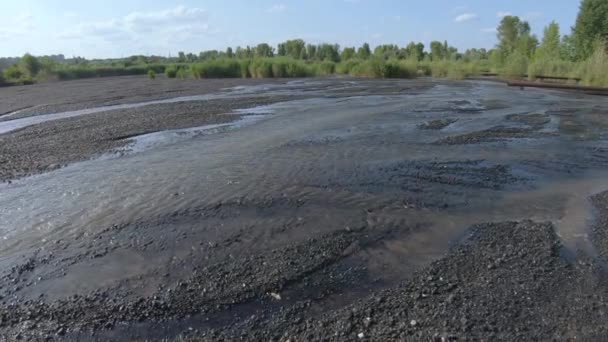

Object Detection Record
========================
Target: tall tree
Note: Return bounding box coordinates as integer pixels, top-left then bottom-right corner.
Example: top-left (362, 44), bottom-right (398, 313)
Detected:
top-left (536, 21), bottom-right (561, 60)
top-left (497, 16), bottom-right (524, 55)
top-left (255, 43), bottom-right (274, 58)
top-left (516, 34), bottom-right (539, 58)
top-left (357, 43), bottom-right (371, 59)
top-left (430, 41), bottom-right (445, 61)
top-left (560, 35), bottom-right (577, 61)
top-left (573, 0), bottom-right (608, 60)
top-left (282, 39), bottom-right (306, 59)
top-left (496, 16), bottom-right (536, 60)
top-left (341, 47), bottom-right (356, 61)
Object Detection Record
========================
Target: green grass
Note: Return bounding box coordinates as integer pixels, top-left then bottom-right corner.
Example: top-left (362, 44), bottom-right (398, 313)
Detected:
top-left (500, 52), bottom-right (528, 79)
top-left (2, 47), bottom-right (607, 87)
top-left (574, 46), bottom-right (608, 87)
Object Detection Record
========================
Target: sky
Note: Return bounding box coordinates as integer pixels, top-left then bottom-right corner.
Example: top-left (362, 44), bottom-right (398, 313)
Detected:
top-left (0, 0), bottom-right (580, 59)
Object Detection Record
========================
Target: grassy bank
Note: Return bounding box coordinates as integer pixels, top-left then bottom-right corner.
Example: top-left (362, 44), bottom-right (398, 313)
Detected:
top-left (2, 54), bottom-right (607, 87)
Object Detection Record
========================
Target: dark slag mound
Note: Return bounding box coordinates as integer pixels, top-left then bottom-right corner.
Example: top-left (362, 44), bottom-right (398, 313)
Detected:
top-left (418, 118), bottom-right (458, 130)
top-left (197, 221), bottom-right (608, 341)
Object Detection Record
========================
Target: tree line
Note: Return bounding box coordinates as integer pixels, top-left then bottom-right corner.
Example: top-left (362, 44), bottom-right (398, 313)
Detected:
top-left (1, 0), bottom-right (607, 86)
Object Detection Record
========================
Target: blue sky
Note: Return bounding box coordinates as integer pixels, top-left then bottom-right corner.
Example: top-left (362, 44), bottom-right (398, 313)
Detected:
top-left (0, 0), bottom-right (580, 58)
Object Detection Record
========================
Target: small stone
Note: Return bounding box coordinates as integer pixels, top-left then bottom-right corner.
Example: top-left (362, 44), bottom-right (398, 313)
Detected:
top-left (410, 320), bottom-right (418, 327)
top-left (357, 332), bottom-right (365, 339)
top-left (270, 292), bottom-right (282, 300)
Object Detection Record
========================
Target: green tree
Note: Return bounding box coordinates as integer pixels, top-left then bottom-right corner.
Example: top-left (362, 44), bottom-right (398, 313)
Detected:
top-left (281, 39), bottom-right (306, 59)
top-left (374, 44), bottom-right (400, 59)
top-left (430, 41), bottom-right (446, 61)
top-left (255, 43), bottom-right (274, 57)
top-left (226, 47), bottom-right (234, 58)
top-left (497, 16), bottom-right (531, 55)
top-left (277, 43), bottom-right (286, 56)
top-left (560, 35), bottom-right (576, 61)
top-left (4, 65), bottom-right (24, 80)
top-left (178, 51), bottom-right (186, 62)
top-left (405, 42), bottom-right (419, 60)
top-left (341, 47), bottom-right (356, 61)
top-left (516, 34), bottom-right (539, 58)
top-left (573, 0), bottom-right (608, 60)
top-left (317, 44), bottom-right (340, 62)
top-left (19, 53), bottom-right (41, 78)
top-left (305, 44), bottom-right (317, 60)
top-left (357, 43), bottom-right (371, 59)
top-left (536, 21), bottom-right (561, 60)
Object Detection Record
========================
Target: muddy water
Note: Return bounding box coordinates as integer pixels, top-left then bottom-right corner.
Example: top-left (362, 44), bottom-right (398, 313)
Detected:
top-left (1, 79), bottom-right (608, 302)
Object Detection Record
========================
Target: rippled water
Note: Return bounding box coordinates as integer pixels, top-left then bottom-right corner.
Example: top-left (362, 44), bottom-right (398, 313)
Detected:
top-left (1, 79), bottom-right (607, 278)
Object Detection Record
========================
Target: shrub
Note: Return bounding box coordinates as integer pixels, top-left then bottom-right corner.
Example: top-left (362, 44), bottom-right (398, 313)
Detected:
top-left (430, 61), bottom-right (449, 78)
top-left (248, 59), bottom-right (273, 78)
top-left (575, 43), bottom-right (608, 87)
top-left (148, 70), bottom-right (156, 79)
top-left (239, 60), bottom-right (251, 78)
top-left (19, 53), bottom-right (41, 78)
top-left (336, 59), bottom-right (360, 74)
top-left (527, 58), bottom-right (575, 80)
top-left (349, 59), bottom-right (385, 77)
top-left (191, 59), bottom-right (241, 78)
top-left (315, 61), bottom-right (336, 76)
top-left (3, 65), bottom-right (24, 81)
top-left (501, 52), bottom-right (528, 79)
top-left (384, 60), bottom-right (417, 78)
top-left (176, 68), bottom-right (187, 80)
top-left (165, 66), bottom-right (178, 78)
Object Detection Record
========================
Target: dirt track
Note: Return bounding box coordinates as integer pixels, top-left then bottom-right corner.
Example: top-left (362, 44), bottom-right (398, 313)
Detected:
top-left (0, 76), bottom-right (607, 341)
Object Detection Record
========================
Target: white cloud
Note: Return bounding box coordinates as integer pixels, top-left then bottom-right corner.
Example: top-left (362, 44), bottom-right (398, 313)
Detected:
top-left (55, 6), bottom-right (217, 57)
top-left (266, 4), bottom-right (286, 13)
top-left (497, 11), bottom-right (512, 18)
top-left (58, 6), bottom-right (211, 43)
top-left (0, 13), bottom-right (34, 40)
top-left (523, 11), bottom-right (543, 21)
top-left (454, 13), bottom-right (478, 23)
top-left (481, 28), bottom-right (497, 33)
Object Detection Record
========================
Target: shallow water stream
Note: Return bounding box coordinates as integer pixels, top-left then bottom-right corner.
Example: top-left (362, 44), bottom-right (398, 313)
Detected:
top-left (1, 79), bottom-right (607, 315)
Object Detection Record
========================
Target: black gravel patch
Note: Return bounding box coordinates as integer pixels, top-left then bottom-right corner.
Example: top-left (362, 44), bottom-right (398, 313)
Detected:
top-left (315, 160), bottom-right (521, 191)
top-left (0, 96), bottom-right (298, 182)
top-left (435, 126), bottom-right (555, 145)
top-left (194, 220), bottom-right (608, 341)
top-left (505, 113), bottom-right (551, 127)
top-left (418, 118), bottom-right (458, 130)
top-left (591, 190), bottom-right (608, 261)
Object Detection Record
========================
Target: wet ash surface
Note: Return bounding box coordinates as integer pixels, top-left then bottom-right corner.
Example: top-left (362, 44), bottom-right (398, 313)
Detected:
top-left (1, 79), bottom-right (608, 341)
top-left (0, 77), bottom-right (290, 120)
top-left (196, 221), bottom-right (608, 341)
top-left (418, 118), bottom-right (458, 130)
top-left (0, 96), bottom-right (295, 182)
top-left (591, 190), bottom-right (608, 259)
top-left (436, 126), bottom-right (555, 145)
top-left (505, 113), bottom-right (551, 127)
